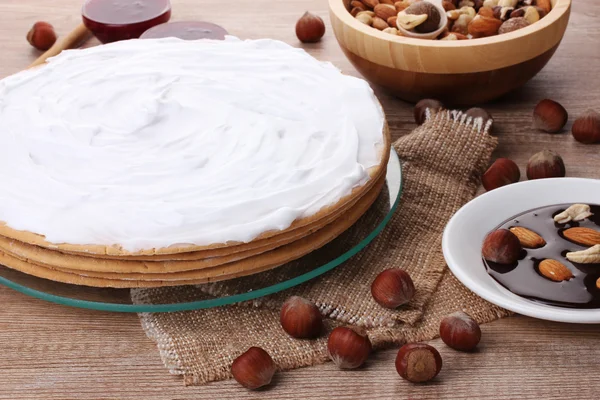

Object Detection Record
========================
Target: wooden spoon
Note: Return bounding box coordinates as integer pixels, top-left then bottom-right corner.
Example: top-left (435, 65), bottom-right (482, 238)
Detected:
top-left (28, 23), bottom-right (93, 69)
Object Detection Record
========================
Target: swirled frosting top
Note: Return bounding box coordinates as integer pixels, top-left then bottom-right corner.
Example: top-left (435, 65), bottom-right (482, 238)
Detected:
top-left (0, 37), bottom-right (385, 251)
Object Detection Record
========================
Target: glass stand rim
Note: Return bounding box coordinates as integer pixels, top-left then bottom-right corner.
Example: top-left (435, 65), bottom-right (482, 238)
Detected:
top-left (0, 150), bottom-right (402, 313)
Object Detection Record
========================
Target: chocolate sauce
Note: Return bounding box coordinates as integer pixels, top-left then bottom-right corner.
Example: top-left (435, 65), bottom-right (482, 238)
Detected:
top-left (484, 204), bottom-right (600, 309)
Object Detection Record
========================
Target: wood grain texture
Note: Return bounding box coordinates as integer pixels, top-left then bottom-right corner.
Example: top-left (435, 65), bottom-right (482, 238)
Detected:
top-left (330, 0), bottom-right (571, 105)
top-left (0, 0), bottom-right (599, 399)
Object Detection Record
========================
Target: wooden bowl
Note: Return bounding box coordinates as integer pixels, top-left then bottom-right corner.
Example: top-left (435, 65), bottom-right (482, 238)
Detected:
top-left (329, 0), bottom-right (571, 106)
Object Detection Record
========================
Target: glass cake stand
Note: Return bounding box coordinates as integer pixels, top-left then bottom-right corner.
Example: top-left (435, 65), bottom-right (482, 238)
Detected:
top-left (0, 151), bottom-right (402, 312)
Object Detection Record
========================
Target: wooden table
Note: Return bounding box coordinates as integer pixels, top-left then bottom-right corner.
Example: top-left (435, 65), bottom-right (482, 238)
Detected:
top-left (1, 0), bottom-right (599, 399)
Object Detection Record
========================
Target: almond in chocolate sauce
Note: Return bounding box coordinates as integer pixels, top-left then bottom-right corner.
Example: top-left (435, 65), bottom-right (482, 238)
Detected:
top-left (483, 204), bottom-right (600, 309)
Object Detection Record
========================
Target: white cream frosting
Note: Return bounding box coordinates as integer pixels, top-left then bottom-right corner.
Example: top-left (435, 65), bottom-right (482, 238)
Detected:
top-left (0, 37), bottom-right (384, 251)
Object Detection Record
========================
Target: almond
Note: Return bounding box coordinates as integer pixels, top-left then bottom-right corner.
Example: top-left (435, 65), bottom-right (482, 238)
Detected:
top-left (351, 1), bottom-right (367, 11)
top-left (394, 1), bottom-right (410, 12)
top-left (538, 259), bottom-right (574, 282)
top-left (509, 227), bottom-right (546, 249)
top-left (363, 0), bottom-right (380, 9)
top-left (372, 16), bottom-right (390, 30)
top-left (374, 4), bottom-right (398, 20)
top-left (387, 16), bottom-right (398, 26)
top-left (562, 227), bottom-right (600, 247)
top-left (380, 0), bottom-right (395, 4)
top-left (467, 15), bottom-right (502, 38)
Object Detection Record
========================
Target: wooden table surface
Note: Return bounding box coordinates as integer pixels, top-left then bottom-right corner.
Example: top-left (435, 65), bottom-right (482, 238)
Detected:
top-left (1, 0), bottom-right (599, 399)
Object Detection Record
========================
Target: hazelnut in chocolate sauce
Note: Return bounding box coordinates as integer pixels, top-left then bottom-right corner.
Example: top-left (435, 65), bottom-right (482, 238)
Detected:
top-left (483, 204), bottom-right (600, 309)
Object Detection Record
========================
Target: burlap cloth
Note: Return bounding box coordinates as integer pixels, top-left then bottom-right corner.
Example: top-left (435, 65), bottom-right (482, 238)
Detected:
top-left (132, 111), bottom-right (511, 386)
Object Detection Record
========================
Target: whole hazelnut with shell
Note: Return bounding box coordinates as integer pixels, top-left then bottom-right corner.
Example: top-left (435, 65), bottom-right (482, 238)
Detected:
top-left (27, 21), bottom-right (57, 51)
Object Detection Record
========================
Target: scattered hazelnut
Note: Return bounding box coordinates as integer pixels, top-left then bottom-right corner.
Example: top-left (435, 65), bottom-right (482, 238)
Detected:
top-left (466, 107), bottom-right (493, 128)
top-left (231, 347), bottom-right (277, 390)
top-left (26, 21), bottom-right (57, 51)
top-left (526, 150), bottom-right (566, 180)
top-left (533, 99), bottom-right (568, 133)
top-left (572, 109), bottom-right (600, 144)
top-left (295, 12), bottom-right (326, 43)
top-left (400, 2), bottom-right (442, 33)
top-left (482, 229), bottom-right (522, 264)
top-left (498, 16), bottom-right (529, 34)
top-left (327, 327), bottom-right (372, 369)
top-left (481, 158), bottom-right (520, 191)
top-left (439, 311), bottom-right (481, 352)
top-left (280, 296), bottom-right (324, 339)
top-left (395, 343), bottom-right (443, 383)
top-left (414, 99), bottom-right (445, 125)
top-left (371, 268), bottom-right (415, 309)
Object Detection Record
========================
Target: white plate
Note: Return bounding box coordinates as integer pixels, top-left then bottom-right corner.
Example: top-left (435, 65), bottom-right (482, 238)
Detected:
top-left (442, 178), bottom-right (600, 324)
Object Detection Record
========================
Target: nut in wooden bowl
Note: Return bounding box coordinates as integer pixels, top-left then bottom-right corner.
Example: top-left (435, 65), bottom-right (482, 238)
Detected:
top-left (328, 0), bottom-right (572, 106)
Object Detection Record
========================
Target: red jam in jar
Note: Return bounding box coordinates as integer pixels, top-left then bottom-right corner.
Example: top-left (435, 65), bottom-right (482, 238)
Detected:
top-left (82, 0), bottom-right (172, 43)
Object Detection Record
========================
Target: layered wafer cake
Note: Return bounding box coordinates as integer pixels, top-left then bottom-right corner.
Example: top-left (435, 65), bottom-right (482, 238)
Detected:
top-left (0, 37), bottom-right (390, 287)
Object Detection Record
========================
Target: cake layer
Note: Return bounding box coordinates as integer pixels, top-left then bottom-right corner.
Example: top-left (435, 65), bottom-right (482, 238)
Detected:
top-left (0, 37), bottom-right (387, 254)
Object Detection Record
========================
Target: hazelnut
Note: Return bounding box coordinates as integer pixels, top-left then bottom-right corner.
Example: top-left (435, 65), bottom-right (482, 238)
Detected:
top-left (498, 16), bottom-right (529, 33)
top-left (439, 311), bottom-right (481, 351)
top-left (26, 21), bottom-right (57, 51)
top-left (482, 229), bottom-right (522, 264)
top-left (280, 296), bottom-right (324, 339)
top-left (371, 268), bottom-right (415, 309)
top-left (481, 158), bottom-right (520, 191)
top-left (533, 99), bottom-right (568, 133)
top-left (296, 12), bottom-right (326, 43)
top-left (395, 343), bottom-right (443, 383)
top-left (400, 2), bottom-right (442, 33)
top-left (231, 347), bottom-right (277, 390)
top-left (414, 99), bottom-right (445, 125)
top-left (327, 327), bottom-right (372, 369)
top-left (526, 150), bottom-right (566, 180)
top-left (572, 109), bottom-right (600, 144)
top-left (466, 107), bottom-right (493, 128)
top-left (374, 3), bottom-right (398, 20)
